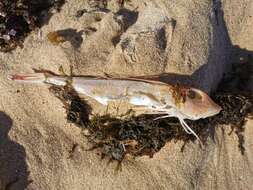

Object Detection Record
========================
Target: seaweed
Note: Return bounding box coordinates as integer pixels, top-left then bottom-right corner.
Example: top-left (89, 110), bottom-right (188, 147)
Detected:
top-left (88, 0), bottom-right (108, 10)
top-left (211, 54), bottom-right (253, 154)
top-left (86, 0), bottom-right (131, 11)
top-left (50, 87), bottom-right (253, 161)
top-left (47, 31), bottom-right (66, 45)
top-left (209, 93), bottom-right (251, 155)
top-left (47, 29), bottom-right (84, 48)
top-left (49, 85), bottom-right (91, 126)
top-left (0, 0), bottom-right (65, 52)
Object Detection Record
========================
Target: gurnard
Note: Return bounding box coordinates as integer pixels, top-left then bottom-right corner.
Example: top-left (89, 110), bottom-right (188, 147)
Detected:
top-left (8, 71), bottom-right (222, 141)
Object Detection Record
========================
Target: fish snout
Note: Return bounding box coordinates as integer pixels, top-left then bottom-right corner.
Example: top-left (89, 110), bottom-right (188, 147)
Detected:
top-left (198, 90), bottom-right (222, 118)
top-left (204, 101), bottom-right (222, 118)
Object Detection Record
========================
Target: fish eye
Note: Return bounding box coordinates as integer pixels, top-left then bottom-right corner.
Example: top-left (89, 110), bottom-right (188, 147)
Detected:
top-left (187, 89), bottom-right (202, 100)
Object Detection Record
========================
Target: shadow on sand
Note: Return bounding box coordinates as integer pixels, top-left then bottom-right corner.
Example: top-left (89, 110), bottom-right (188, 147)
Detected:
top-left (0, 112), bottom-right (30, 190)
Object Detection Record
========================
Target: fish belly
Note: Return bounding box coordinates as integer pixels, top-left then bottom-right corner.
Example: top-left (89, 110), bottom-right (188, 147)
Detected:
top-left (72, 78), bottom-right (162, 107)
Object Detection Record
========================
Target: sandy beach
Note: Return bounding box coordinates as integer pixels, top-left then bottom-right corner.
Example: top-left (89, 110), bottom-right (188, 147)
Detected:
top-left (1, 0), bottom-right (253, 189)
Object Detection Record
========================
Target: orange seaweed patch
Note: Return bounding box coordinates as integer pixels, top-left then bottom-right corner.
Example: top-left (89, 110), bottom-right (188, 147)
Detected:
top-left (47, 31), bottom-right (66, 45)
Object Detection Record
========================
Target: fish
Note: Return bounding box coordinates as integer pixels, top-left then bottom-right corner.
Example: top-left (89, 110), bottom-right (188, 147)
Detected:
top-left (8, 70), bottom-right (222, 142)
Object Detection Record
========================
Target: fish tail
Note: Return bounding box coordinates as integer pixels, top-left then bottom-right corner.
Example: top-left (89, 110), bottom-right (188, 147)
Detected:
top-left (7, 73), bottom-right (46, 84)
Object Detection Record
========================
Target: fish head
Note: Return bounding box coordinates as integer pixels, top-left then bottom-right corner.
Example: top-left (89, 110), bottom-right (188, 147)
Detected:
top-left (176, 87), bottom-right (222, 120)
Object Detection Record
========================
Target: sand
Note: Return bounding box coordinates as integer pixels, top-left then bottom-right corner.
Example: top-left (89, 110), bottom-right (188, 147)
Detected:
top-left (0, 0), bottom-right (253, 189)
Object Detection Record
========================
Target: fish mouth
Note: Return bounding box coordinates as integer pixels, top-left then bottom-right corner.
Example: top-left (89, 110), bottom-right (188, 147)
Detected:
top-left (200, 105), bottom-right (222, 119)
top-left (200, 91), bottom-right (223, 119)
top-left (209, 101), bottom-right (222, 116)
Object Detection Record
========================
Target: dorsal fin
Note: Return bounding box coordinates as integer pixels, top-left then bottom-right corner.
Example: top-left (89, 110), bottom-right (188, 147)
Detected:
top-left (73, 73), bottom-right (170, 86)
top-left (119, 77), bottom-right (170, 86)
top-left (103, 74), bottom-right (170, 86)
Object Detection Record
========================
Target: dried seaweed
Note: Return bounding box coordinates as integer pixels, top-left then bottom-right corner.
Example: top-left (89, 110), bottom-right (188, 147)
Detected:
top-left (47, 31), bottom-right (66, 45)
top-left (206, 93), bottom-right (251, 155)
top-left (49, 85), bottom-right (91, 126)
top-left (211, 54), bottom-right (253, 154)
top-left (47, 29), bottom-right (84, 48)
top-left (0, 0), bottom-right (65, 52)
top-left (49, 88), bottom-right (253, 161)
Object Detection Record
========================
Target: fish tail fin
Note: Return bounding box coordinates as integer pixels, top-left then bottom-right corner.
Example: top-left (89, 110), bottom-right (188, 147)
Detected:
top-left (7, 73), bottom-right (47, 84)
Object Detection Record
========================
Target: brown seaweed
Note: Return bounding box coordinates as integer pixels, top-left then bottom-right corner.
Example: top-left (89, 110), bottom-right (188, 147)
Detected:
top-left (0, 0), bottom-right (65, 52)
top-left (51, 85), bottom-right (252, 160)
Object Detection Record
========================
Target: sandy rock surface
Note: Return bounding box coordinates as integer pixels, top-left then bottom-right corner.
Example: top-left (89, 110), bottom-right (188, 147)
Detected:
top-left (0, 0), bottom-right (253, 189)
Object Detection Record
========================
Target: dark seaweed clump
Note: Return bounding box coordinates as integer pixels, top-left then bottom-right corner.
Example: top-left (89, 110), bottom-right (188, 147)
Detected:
top-left (50, 55), bottom-right (253, 162)
top-left (0, 0), bottom-right (65, 52)
top-left (211, 54), bottom-right (253, 154)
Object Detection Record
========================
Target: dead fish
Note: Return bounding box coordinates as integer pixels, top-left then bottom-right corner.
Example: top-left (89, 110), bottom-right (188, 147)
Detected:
top-left (8, 71), bottom-right (222, 142)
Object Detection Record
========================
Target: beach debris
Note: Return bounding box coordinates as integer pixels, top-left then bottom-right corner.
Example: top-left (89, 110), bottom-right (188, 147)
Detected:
top-left (8, 70), bottom-right (221, 143)
top-left (83, 27), bottom-right (97, 35)
top-left (47, 31), bottom-right (66, 45)
top-left (212, 54), bottom-right (253, 154)
top-left (47, 29), bottom-right (84, 48)
top-left (87, 0), bottom-right (130, 9)
top-left (0, 0), bottom-right (65, 52)
top-left (88, 0), bottom-right (108, 10)
top-left (75, 9), bottom-right (88, 18)
top-left (86, 0), bottom-right (133, 13)
top-left (47, 28), bottom-right (84, 49)
top-left (74, 6), bottom-right (109, 23)
top-left (211, 93), bottom-right (252, 155)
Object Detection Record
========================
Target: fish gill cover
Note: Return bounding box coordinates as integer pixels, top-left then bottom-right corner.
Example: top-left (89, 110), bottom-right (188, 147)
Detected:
top-left (49, 55), bottom-right (253, 166)
top-left (0, 0), bottom-right (65, 52)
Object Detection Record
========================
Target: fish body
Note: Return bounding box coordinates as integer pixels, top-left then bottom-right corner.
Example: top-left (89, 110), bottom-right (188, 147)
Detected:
top-left (8, 71), bottom-right (222, 141)
top-left (72, 77), bottom-right (172, 107)
top-left (10, 73), bottom-right (174, 109)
